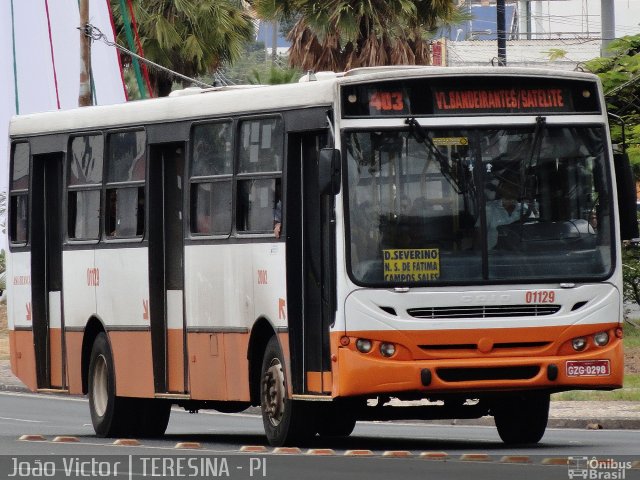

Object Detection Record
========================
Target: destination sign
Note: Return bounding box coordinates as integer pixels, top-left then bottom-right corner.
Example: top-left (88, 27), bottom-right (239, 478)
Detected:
top-left (341, 76), bottom-right (600, 117)
top-left (432, 87), bottom-right (572, 113)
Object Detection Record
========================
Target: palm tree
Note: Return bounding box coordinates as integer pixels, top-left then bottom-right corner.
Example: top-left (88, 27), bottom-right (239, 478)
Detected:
top-left (111, 0), bottom-right (256, 96)
top-left (252, 0), bottom-right (465, 72)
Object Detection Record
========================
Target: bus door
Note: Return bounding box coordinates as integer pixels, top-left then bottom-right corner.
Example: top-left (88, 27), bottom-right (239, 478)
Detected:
top-left (148, 143), bottom-right (186, 394)
top-left (286, 131), bottom-right (334, 395)
top-left (31, 153), bottom-right (65, 389)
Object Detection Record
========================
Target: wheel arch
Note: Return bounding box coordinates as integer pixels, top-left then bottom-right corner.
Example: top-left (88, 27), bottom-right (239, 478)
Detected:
top-left (247, 316), bottom-right (280, 406)
top-left (81, 316), bottom-right (108, 394)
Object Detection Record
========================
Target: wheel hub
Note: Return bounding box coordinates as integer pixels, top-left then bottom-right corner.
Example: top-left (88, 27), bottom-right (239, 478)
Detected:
top-left (92, 354), bottom-right (108, 417)
top-left (262, 358), bottom-right (285, 427)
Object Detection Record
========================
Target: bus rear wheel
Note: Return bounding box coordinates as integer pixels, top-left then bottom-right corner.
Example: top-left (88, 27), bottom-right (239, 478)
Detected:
top-left (493, 392), bottom-right (549, 444)
top-left (88, 333), bottom-right (132, 437)
top-left (260, 336), bottom-right (315, 446)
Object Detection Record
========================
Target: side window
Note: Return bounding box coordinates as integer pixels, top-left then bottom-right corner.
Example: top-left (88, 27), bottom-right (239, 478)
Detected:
top-left (9, 142), bottom-right (30, 244)
top-left (236, 117), bottom-right (283, 233)
top-left (190, 122), bottom-right (233, 235)
top-left (106, 131), bottom-right (146, 238)
top-left (68, 135), bottom-right (103, 240)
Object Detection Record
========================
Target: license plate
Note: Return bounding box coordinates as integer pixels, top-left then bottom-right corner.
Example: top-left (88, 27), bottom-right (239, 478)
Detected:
top-left (566, 360), bottom-right (610, 377)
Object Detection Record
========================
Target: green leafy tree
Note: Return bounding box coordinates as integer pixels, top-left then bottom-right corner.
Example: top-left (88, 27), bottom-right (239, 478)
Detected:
top-left (252, 0), bottom-right (467, 71)
top-left (584, 35), bottom-right (640, 168)
top-left (111, 0), bottom-right (255, 96)
top-left (623, 245), bottom-right (640, 319)
top-left (248, 65), bottom-right (301, 84)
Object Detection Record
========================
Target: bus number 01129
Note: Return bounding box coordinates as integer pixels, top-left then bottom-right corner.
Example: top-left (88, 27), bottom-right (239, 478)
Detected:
top-left (525, 290), bottom-right (555, 303)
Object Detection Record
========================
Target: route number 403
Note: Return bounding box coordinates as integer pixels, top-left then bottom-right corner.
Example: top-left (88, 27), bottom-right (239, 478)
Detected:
top-left (525, 290), bottom-right (555, 303)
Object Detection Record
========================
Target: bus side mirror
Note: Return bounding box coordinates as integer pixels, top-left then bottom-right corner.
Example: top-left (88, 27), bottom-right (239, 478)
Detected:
top-left (614, 151), bottom-right (639, 241)
top-left (319, 148), bottom-right (341, 195)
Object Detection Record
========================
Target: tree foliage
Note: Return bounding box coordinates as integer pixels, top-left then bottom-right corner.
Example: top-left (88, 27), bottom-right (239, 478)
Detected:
top-left (252, 0), bottom-right (466, 72)
top-left (584, 35), bottom-right (640, 169)
top-left (111, 0), bottom-right (255, 96)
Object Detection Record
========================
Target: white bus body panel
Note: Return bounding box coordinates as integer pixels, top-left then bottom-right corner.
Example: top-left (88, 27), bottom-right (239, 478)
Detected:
top-left (343, 283), bottom-right (620, 332)
top-left (62, 249), bottom-right (96, 328)
top-left (7, 252), bottom-right (31, 329)
top-left (184, 242), bottom-right (287, 330)
top-left (95, 247), bottom-right (149, 327)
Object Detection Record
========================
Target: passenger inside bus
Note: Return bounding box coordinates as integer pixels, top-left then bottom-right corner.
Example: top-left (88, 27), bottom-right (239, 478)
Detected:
top-left (484, 176), bottom-right (523, 249)
top-left (273, 180), bottom-right (282, 238)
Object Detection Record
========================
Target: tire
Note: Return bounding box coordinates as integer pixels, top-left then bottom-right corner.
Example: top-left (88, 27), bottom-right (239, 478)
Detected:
top-left (88, 333), bottom-right (133, 437)
top-left (493, 392), bottom-right (549, 444)
top-left (260, 336), bottom-right (315, 446)
top-left (129, 399), bottom-right (171, 438)
top-left (316, 415), bottom-right (356, 437)
top-left (316, 402), bottom-right (357, 437)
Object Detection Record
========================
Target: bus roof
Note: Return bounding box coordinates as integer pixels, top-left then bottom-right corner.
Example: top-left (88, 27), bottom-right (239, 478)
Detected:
top-left (9, 66), bottom-right (599, 137)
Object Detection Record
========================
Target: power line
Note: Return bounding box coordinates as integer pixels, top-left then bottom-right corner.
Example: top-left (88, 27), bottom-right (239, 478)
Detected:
top-left (81, 23), bottom-right (214, 90)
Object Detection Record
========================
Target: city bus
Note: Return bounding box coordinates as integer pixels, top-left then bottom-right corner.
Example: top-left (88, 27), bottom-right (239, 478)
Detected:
top-left (8, 66), bottom-right (637, 446)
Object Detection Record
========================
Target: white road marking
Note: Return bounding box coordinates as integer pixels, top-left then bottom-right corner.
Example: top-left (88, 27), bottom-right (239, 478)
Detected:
top-left (0, 416), bottom-right (44, 423)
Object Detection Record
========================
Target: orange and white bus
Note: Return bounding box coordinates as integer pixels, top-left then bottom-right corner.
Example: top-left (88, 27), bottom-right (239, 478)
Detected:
top-left (8, 67), bottom-right (637, 446)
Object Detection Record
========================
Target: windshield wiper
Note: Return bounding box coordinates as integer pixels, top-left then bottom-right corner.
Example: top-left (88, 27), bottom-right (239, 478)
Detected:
top-left (405, 117), bottom-right (463, 194)
top-left (519, 116), bottom-right (546, 218)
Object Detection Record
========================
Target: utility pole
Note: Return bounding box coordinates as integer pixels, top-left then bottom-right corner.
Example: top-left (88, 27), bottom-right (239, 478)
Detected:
top-left (271, 20), bottom-right (278, 66)
top-left (497, 0), bottom-right (507, 65)
top-left (601, 0), bottom-right (615, 56)
top-left (79, 0), bottom-right (92, 106)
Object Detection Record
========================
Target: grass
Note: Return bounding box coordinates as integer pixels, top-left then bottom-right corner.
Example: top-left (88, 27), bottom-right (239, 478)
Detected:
top-left (624, 324), bottom-right (640, 348)
top-left (552, 374), bottom-right (640, 401)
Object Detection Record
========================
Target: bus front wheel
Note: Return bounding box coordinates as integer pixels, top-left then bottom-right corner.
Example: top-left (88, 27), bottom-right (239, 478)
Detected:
top-left (260, 336), bottom-right (315, 446)
top-left (88, 332), bottom-right (131, 437)
top-left (493, 392), bottom-right (549, 444)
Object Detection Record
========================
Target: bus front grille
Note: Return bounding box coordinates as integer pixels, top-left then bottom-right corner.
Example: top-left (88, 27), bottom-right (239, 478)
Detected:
top-left (407, 304), bottom-right (561, 319)
top-left (419, 341), bottom-right (551, 352)
top-left (436, 366), bottom-right (540, 382)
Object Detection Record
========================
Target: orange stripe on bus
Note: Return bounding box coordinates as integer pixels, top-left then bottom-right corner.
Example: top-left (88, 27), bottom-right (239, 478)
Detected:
top-left (306, 371), bottom-right (332, 393)
top-left (9, 330), bottom-right (37, 391)
top-left (64, 331), bottom-right (83, 394)
top-left (167, 329), bottom-right (185, 393)
top-left (328, 322), bottom-right (623, 397)
top-left (186, 332), bottom-right (250, 401)
top-left (49, 328), bottom-right (63, 388)
top-left (331, 322), bottom-right (620, 360)
top-left (108, 331), bottom-right (154, 398)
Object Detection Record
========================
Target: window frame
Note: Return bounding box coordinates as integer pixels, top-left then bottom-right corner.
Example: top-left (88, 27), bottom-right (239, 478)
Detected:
top-left (188, 119), bottom-right (234, 239)
top-left (9, 141), bottom-right (31, 247)
top-left (66, 133), bottom-right (104, 244)
top-left (234, 114), bottom-right (284, 237)
top-left (103, 128), bottom-right (147, 242)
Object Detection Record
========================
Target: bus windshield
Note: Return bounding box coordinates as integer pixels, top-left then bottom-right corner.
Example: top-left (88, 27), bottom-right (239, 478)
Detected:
top-left (345, 124), bottom-right (613, 285)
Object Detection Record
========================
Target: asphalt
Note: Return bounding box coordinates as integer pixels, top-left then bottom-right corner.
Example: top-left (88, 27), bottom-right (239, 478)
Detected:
top-left (1, 359), bottom-right (639, 430)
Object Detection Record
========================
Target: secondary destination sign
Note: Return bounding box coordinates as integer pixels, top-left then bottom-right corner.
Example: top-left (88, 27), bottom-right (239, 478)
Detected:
top-left (383, 248), bottom-right (440, 282)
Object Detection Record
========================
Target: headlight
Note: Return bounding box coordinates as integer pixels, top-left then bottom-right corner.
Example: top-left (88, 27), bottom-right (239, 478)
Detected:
top-left (593, 331), bottom-right (609, 347)
top-left (356, 338), bottom-right (372, 353)
top-left (380, 343), bottom-right (396, 357)
top-left (572, 337), bottom-right (587, 351)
